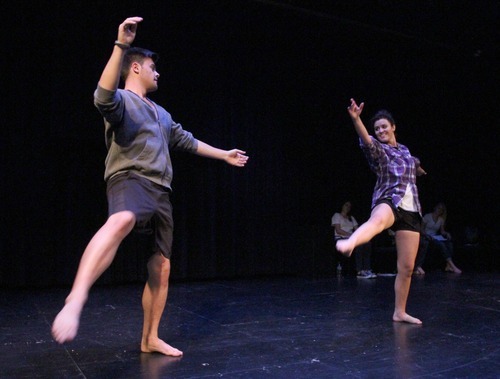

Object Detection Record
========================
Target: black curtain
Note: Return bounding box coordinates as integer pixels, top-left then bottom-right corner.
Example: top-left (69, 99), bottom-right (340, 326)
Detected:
top-left (2, 0), bottom-right (498, 288)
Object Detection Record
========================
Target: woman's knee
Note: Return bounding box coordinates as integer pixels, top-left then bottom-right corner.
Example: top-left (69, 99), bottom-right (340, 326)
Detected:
top-left (397, 253), bottom-right (417, 274)
top-left (397, 261), bottom-right (414, 277)
top-left (370, 204), bottom-right (395, 230)
top-left (368, 215), bottom-right (390, 233)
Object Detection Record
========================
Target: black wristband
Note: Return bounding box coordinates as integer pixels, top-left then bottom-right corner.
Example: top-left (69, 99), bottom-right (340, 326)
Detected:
top-left (114, 40), bottom-right (130, 50)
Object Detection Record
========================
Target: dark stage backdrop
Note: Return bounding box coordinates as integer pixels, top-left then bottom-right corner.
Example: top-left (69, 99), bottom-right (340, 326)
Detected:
top-left (2, 1), bottom-right (498, 288)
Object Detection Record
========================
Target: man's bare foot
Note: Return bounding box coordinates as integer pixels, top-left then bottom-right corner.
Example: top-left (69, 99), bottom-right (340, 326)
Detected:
top-left (336, 239), bottom-right (354, 257)
top-left (393, 312), bottom-right (422, 325)
top-left (141, 337), bottom-right (183, 357)
top-left (51, 300), bottom-right (84, 343)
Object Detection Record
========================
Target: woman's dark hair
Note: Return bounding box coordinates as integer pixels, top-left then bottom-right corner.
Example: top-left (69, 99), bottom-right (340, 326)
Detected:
top-left (121, 47), bottom-right (159, 80)
top-left (340, 201), bottom-right (353, 222)
top-left (370, 110), bottom-right (395, 128)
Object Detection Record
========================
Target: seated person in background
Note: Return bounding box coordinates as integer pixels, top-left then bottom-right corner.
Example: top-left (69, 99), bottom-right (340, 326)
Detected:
top-left (414, 202), bottom-right (462, 274)
top-left (332, 201), bottom-right (376, 279)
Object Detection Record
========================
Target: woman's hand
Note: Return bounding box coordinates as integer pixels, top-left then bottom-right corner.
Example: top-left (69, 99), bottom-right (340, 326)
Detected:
top-left (347, 98), bottom-right (364, 120)
top-left (416, 166), bottom-right (427, 176)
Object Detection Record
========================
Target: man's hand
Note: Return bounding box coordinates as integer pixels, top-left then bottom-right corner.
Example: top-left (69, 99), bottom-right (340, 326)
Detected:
top-left (225, 149), bottom-right (249, 167)
top-left (117, 17), bottom-right (143, 46)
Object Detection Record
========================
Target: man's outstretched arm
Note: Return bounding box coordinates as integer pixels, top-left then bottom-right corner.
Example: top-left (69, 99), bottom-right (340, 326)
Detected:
top-left (195, 141), bottom-right (249, 167)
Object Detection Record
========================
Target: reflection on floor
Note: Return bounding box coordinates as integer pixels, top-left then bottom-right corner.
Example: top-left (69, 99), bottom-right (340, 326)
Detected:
top-left (1, 272), bottom-right (499, 378)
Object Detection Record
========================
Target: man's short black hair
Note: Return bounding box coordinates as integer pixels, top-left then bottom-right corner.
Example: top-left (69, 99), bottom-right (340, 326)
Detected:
top-left (121, 47), bottom-right (159, 80)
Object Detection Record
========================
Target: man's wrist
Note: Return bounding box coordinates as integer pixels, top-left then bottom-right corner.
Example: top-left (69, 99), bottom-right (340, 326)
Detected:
top-left (114, 40), bottom-right (130, 50)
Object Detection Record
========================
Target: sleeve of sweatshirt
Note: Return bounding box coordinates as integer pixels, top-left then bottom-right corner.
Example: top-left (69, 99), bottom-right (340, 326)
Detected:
top-left (168, 121), bottom-right (199, 153)
top-left (93, 85), bottom-right (124, 124)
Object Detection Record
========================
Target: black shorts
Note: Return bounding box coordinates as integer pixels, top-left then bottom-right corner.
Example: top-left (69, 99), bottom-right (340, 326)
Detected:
top-left (375, 199), bottom-right (422, 233)
top-left (106, 172), bottom-right (173, 258)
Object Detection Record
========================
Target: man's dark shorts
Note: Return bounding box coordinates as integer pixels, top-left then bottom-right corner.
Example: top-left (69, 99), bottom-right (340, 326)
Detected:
top-left (107, 172), bottom-right (173, 258)
top-left (375, 199), bottom-right (422, 233)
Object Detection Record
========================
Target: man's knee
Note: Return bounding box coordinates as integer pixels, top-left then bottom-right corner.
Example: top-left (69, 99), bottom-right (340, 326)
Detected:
top-left (148, 253), bottom-right (171, 283)
top-left (107, 211), bottom-right (136, 237)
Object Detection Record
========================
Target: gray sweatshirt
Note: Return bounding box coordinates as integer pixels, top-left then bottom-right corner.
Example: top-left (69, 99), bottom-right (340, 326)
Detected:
top-left (94, 86), bottom-right (198, 189)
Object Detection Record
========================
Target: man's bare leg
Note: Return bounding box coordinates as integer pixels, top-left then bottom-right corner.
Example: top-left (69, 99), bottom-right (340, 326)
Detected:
top-left (51, 211), bottom-right (136, 343)
top-left (393, 230), bottom-right (422, 325)
top-left (336, 203), bottom-right (395, 257)
top-left (141, 252), bottom-right (182, 356)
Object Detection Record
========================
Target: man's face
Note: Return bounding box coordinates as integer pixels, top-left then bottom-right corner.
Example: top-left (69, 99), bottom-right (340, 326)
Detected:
top-left (139, 57), bottom-right (160, 92)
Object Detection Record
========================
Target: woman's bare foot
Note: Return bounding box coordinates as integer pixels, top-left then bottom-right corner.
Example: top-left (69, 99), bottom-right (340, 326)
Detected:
top-left (413, 266), bottom-right (425, 275)
top-left (141, 337), bottom-right (183, 357)
top-left (445, 262), bottom-right (462, 274)
top-left (51, 299), bottom-right (84, 343)
top-left (393, 312), bottom-right (422, 325)
top-left (336, 239), bottom-right (354, 257)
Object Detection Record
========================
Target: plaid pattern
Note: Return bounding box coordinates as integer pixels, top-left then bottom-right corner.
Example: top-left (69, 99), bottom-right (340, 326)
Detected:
top-left (360, 136), bottom-right (421, 214)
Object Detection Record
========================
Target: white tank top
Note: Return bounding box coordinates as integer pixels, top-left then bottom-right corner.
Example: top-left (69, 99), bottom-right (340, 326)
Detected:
top-left (400, 183), bottom-right (417, 212)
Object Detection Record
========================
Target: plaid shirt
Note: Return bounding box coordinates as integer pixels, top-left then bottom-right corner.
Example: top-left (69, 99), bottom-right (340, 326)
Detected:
top-left (360, 136), bottom-right (422, 214)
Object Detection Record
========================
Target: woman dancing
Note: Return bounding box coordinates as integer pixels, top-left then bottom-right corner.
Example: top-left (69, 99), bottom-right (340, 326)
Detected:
top-left (337, 99), bottom-right (427, 324)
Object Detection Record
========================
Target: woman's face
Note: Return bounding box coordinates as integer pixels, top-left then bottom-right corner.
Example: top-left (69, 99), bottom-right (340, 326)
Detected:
top-left (374, 118), bottom-right (396, 145)
top-left (342, 202), bottom-right (351, 213)
top-left (435, 204), bottom-right (445, 215)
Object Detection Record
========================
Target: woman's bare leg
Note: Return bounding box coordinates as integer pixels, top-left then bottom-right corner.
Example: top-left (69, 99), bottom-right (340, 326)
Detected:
top-left (51, 211), bottom-right (136, 343)
top-left (337, 203), bottom-right (395, 257)
top-left (393, 230), bottom-right (422, 324)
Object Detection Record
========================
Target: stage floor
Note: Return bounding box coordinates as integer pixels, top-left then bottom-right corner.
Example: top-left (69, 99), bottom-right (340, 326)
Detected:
top-left (1, 271), bottom-right (499, 378)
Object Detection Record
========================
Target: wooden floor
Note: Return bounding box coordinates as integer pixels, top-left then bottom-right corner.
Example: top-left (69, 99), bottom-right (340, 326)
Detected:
top-left (1, 271), bottom-right (499, 378)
